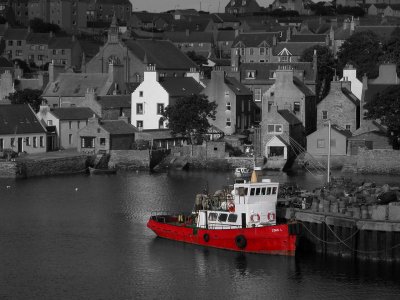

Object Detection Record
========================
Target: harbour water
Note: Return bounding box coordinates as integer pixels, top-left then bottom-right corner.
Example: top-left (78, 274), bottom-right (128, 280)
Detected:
top-left (1, 170), bottom-right (400, 299)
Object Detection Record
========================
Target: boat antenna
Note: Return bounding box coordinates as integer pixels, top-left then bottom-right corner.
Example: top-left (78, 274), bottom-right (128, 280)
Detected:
top-left (327, 120), bottom-right (331, 184)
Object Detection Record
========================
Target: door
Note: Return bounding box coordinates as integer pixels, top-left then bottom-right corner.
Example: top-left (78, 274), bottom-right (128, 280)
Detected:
top-left (17, 138), bottom-right (23, 153)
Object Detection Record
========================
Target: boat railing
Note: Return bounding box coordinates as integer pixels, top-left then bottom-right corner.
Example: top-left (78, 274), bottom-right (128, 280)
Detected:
top-left (197, 224), bottom-right (242, 230)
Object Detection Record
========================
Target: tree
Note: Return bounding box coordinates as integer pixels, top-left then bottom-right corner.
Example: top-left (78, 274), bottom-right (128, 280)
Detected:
top-left (186, 51), bottom-right (211, 78)
top-left (364, 86), bottom-right (400, 147)
top-left (300, 45), bottom-right (336, 101)
top-left (29, 18), bottom-right (61, 33)
top-left (337, 30), bottom-right (383, 79)
top-left (381, 27), bottom-right (400, 75)
top-left (8, 89), bottom-right (46, 113)
top-left (162, 94), bottom-right (217, 145)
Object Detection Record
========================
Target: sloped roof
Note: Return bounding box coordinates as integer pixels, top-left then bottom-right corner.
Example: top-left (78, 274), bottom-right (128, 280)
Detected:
top-left (137, 129), bottom-right (177, 140)
top-left (26, 32), bottom-right (52, 44)
top-left (49, 36), bottom-right (79, 49)
top-left (351, 120), bottom-right (387, 136)
top-left (50, 107), bottom-right (95, 120)
top-left (159, 77), bottom-right (203, 97)
top-left (289, 34), bottom-right (327, 43)
top-left (0, 104), bottom-right (46, 135)
top-left (97, 95), bottom-right (131, 108)
top-left (333, 27), bottom-right (352, 40)
top-left (43, 73), bottom-right (111, 97)
top-left (240, 62), bottom-right (316, 82)
top-left (212, 13), bottom-right (240, 23)
top-left (101, 120), bottom-right (137, 135)
top-left (331, 124), bottom-right (352, 138)
top-left (124, 39), bottom-right (197, 70)
top-left (3, 28), bottom-right (29, 40)
top-left (273, 42), bottom-right (315, 56)
top-left (233, 32), bottom-right (276, 47)
top-left (165, 17), bottom-right (212, 32)
top-left (225, 76), bottom-right (252, 95)
top-left (278, 109), bottom-right (301, 125)
top-left (131, 12), bottom-right (172, 23)
top-left (225, 0), bottom-right (260, 9)
top-left (293, 77), bottom-right (315, 96)
top-left (341, 87), bottom-right (360, 106)
top-left (388, 4), bottom-right (400, 10)
top-left (216, 30), bottom-right (236, 41)
top-left (163, 31), bottom-right (214, 43)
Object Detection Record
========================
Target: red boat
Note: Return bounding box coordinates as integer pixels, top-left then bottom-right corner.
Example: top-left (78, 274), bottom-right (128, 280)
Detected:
top-left (147, 171), bottom-right (298, 255)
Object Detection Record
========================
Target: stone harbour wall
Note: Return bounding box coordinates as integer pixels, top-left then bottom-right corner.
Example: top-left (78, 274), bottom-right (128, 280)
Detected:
top-left (109, 150), bottom-right (150, 170)
top-left (0, 162), bottom-right (18, 178)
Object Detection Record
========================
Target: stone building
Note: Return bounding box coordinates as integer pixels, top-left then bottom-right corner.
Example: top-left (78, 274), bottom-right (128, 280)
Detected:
top-left (203, 68), bottom-right (254, 136)
top-left (261, 66), bottom-right (316, 135)
top-left (85, 15), bottom-right (197, 83)
top-left (317, 79), bottom-right (360, 133)
top-left (0, 104), bottom-right (47, 154)
top-left (37, 106), bottom-right (95, 150)
top-left (80, 89), bottom-right (131, 122)
top-left (77, 114), bottom-right (137, 154)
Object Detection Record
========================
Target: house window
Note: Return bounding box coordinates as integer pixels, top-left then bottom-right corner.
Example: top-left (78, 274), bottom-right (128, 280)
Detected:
top-left (294, 102), bottom-right (300, 113)
top-left (61, 49), bottom-right (65, 55)
top-left (157, 103), bottom-right (164, 115)
top-left (267, 124), bottom-right (283, 134)
top-left (225, 91), bottom-right (229, 96)
top-left (259, 47), bottom-right (265, 55)
top-left (240, 48), bottom-right (244, 55)
top-left (226, 118), bottom-right (231, 126)
top-left (137, 121), bottom-right (143, 129)
top-left (11, 138), bottom-right (15, 147)
top-left (280, 56), bottom-right (289, 62)
top-left (40, 136), bottom-right (44, 147)
top-left (33, 137), bottom-right (37, 148)
top-left (136, 103), bottom-right (143, 114)
top-left (8, 40), bottom-right (13, 46)
top-left (249, 48), bottom-right (254, 55)
top-left (69, 121), bottom-right (72, 129)
top-left (53, 49), bottom-right (57, 55)
top-left (322, 110), bottom-right (328, 120)
top-left (25, 137), bottom-right (30, 146)
top-left (345, 125), bottom-right (351, 130)
top-left (139, 91), bottom-right (143, 97)
top-left (17, 40), bottom-right (22, 46)
top-left (331, 139), bottom-right (336, 148)
top-left (39, 45), bottom-right (44, 50)
top-left (317, 139), bottom-right (325, 148)
top-left (47, 120), bottom-right (53, 126)
top-left (254, 88), bottom-right (261, 102)
top-left (246, 70), bottom-right (256, 79)
top-left (0, 138), bottom-right (3, 151)
top-left (38, 55), bottom-right (44, 60)
top-left (81, 137), bottom-right (95, 148)
top-left (100, 138), bottom-right (106, 146)
top-left (16, 50), bottom-right (22, 56)
top-left (69, 134), bottom-right (72, 144)
top-left (226, 102), bottom-right (231, 110)
top-left (267, 101), bottom-right (274, 112)
top-left (159, 118), bottom-right (164, 129)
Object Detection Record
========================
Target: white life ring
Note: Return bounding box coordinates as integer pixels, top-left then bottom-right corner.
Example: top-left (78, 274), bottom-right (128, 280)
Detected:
top-left (250, 213), bottom-right (260, 223)
top-left (267, 211), bottom-right (276, 222)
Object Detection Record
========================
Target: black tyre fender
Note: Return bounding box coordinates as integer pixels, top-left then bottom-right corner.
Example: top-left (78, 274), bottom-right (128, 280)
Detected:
top-left (203, 233), bottom-right (210, 242)
top-left (235, 235), bottom-right (247, 249)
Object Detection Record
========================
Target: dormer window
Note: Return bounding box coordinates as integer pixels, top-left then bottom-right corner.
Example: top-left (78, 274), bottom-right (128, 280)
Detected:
top-left (246, 70), bottom-right (256, 79)
top-left (231, 0), bottom-right (235, 6)
top-left (280, 56), bottom-right (289, 63)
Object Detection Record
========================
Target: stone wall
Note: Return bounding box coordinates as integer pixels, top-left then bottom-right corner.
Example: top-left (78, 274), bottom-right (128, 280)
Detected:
top-left (0, 162), bottom-right (18, 178)
top-left (109, 150), bottom-right (150, 169)
top-left (356, 148), bottom-right (400, 174)
top-left (18, 155), bottom-right (88, 178)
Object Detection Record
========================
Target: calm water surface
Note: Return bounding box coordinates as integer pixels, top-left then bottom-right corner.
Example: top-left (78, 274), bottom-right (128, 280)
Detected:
top-left (1, 170), bottom-right (400, 299)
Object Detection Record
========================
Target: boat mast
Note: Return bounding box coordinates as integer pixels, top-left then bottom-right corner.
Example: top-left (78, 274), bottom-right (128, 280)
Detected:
top-left (327, 120), bottom-right (331, 184)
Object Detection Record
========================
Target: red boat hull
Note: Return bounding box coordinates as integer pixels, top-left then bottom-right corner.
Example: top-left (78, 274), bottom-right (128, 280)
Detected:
top-left (147, 218), bottom-right (296, 256)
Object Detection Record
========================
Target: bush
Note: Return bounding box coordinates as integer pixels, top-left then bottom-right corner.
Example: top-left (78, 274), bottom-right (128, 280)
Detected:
top-left (1, 148), bottom-right (18, 160)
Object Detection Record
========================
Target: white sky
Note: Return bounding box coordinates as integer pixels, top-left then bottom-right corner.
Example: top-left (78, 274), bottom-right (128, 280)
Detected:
top-left (131, 0), bottom-right (276, 13)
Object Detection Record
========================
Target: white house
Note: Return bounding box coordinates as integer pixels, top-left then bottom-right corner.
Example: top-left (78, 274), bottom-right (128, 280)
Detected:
top-left (131, 64), bottom-right (204, 130)
top-left (340, 64), bottom-right (362, 101)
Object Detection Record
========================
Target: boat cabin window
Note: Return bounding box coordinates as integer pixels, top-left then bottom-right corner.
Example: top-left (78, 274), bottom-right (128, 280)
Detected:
top-left (261, 187), bottom-right (266, 195)
top-left (228, 214), bottom-right (238, 223)
top-left (235, 187), bottom-right (248, 196)
top-left (256, 188), bottom-right (261, 195)
top-left (272, 187), bottom-right (277, 194)
top-left (250, 188), bottom-right (255, 196)
top-left (218, 213), bottom-right (228, 222)
top-left (208, 213), bottom-right (218, 221)
top-left (267, 187), bottom-right (271, 195)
